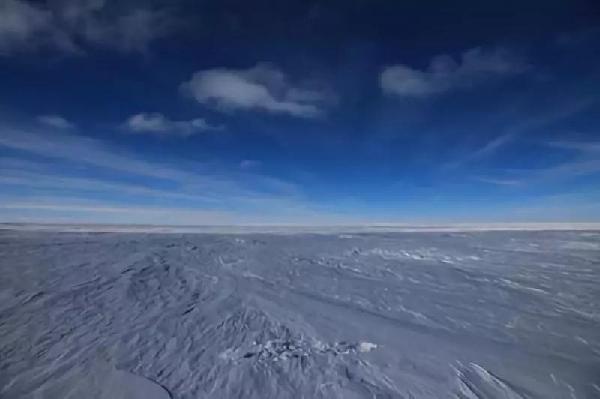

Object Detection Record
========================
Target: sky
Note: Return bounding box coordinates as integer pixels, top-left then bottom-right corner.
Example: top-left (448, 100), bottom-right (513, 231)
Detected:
top-left (0, 0), bottom-right (599, 225)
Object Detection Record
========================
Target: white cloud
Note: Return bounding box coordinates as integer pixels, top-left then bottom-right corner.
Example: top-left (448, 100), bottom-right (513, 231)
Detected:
top-left (0, 0), bottom-right (172, 55)
top-left (181, 63), bottom-right (334, 118)
top-left (125, 113), bottom-right (222, 136)
top-left (380, 47), bottom-right (528, 97)
top-left (37, 114), bottom-right (74, 129)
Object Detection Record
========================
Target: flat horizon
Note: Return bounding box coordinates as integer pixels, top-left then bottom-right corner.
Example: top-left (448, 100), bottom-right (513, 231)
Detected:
top-left (3, 221), bottom-right (600, 234)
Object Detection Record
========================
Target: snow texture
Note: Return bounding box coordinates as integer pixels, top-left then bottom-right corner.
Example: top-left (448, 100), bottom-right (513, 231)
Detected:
top-left (1, 229), bottom-right (599, 398)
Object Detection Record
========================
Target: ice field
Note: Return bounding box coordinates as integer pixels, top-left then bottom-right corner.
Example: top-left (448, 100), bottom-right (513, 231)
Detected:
top-left (1, 229), bottom-right (599, 398)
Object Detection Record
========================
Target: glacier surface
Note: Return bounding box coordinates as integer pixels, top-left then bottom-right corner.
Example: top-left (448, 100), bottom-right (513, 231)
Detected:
top-left (1, 229), bottom-right (599, 398)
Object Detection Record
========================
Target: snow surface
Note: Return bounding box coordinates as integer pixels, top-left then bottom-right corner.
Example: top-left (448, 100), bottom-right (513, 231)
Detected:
top-left (0, 229), bottom-right (599, 398)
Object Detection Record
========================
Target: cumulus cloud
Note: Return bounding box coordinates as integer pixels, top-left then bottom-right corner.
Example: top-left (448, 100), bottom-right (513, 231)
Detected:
top-left (0, 0), bottom-right (172, 55)
top-left (181, 63), bottom-right (334, 118)
top-left (125, 113), bottom-right (222, 136)
top-left (380, 47), bottom-right (528, 98)
top-left (37, 114), bottom-right (74, 129)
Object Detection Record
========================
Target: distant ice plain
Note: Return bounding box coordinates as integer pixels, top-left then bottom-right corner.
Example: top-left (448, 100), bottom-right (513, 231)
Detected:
top-left (1, 226), bottom-right (599, 398)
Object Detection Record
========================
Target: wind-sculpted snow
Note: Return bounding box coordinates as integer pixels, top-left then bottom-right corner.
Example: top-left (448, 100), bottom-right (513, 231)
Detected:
top-left (0, 230), bottom-right (599, 398)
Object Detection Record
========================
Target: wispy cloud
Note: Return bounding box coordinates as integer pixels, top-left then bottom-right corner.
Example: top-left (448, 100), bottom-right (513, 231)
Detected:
top-left (0, 0), bottom-right (174, 55)
top-left (538, 159), bottom-right (600, 179)
top-left (240, 160), bottom-right (261, 170)
top-left (0, 198), bottom-right (365, 225)
top-left (531, 141), bottom-right (600, 180)
top-left (473, 176), bottom-right (522, 186)
top-left (546, 140), bottom-right (600, 153)
top-left (0, 0), bottom-right (55, 54)
top-left (124, 113), bottom-right (223, 136)
top-left (443, 132), bottom-right (515, 170)
top-left (480, 140), bottom-right (600, 187)
top-left (470, 132), bottom-right (515, 159)
top-left (0, 126), bottom-right (192, 181)
top-left (37, 114), bottom-right (74, 129)
top-left (181, 63), bottom-right (335, 118)
top-left (556, 27), bottom-right (600, 47)
top-left (0, 167), bottom-right (220, 204)
top-left (508, 191), bottom-right (600, 222)
top-left (0, 121), bottom-right (349, 224)
top-left (381, 47), bottom-right (528, 98)
top-left (444, 98), bottom-right (595, 170)
top-left (0, 200), bottom-right (239, 225)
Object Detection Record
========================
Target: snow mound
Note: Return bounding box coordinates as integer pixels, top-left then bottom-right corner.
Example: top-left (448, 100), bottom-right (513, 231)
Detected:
top-left (234, 339), bottom-right (378, 362)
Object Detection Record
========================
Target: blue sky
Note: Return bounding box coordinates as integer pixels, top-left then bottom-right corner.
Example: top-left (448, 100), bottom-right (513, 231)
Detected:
top-left (0, 0), bottom-right (599, 224)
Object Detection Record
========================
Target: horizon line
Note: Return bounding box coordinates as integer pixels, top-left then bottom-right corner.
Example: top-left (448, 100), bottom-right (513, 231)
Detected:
top-left (2, 222), bottom-right (600, 234)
